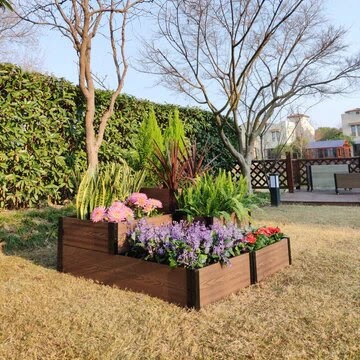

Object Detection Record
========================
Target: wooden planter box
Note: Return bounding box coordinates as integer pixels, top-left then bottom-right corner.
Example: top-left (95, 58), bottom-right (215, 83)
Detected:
top-left (251, 237), bottom-right (291, 283)
top-left (58, 216), bottom-right (290, 309)
top-left (59, 247), bottom-right (251, 309)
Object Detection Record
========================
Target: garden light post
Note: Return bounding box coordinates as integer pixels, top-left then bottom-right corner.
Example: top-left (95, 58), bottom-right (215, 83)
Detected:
top-left (268, 173), bottom-right (280, 207)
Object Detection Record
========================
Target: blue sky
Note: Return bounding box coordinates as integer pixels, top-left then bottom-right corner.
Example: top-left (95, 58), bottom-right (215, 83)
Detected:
top-left (38, 0), bottom-right (360, 129)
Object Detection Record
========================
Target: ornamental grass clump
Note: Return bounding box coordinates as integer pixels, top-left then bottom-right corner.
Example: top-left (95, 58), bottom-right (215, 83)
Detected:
top-left (90, 193), bottom-right (162, 223)
top-left (127, 221), bottom-right (249, 269)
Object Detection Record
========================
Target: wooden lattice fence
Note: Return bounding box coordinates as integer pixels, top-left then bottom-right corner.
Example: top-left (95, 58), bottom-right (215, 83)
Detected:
top-left (232, 156), bottom-right (360, 192)
top-left (295, 157), bottom-right (360, 187)
top-left (232, 160), bottom-right (289, 189)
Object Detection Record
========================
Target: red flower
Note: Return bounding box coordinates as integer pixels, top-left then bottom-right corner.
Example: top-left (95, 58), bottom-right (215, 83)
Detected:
top-left (255, 226), bottom-right (281, 237)
top-left (268, 226), bottom-right (281, 235)
top-left (245, 233), bottom-right (257, 244)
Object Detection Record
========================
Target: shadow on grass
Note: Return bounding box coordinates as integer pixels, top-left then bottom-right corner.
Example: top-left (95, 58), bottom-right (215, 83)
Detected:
top-left (0, 206), bottom-right (75, 269)
top-left (8, 244), bottom-right (58, 269)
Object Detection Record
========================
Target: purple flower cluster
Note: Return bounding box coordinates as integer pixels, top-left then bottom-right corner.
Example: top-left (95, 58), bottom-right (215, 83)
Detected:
top-left (127, 220), bottom-right (248, 269)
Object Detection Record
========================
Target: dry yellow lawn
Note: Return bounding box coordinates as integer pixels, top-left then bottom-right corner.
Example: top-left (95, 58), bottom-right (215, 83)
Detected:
top-left (0, 205), bottom-right (359, 360)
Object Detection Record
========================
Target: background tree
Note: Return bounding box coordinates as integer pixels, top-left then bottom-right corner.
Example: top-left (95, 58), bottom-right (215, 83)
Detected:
top-left (142, 0), bottom-right (360, 190)
top-left (316, 127), bottom-right (341, 140)
top-left (18, 0), bottom-right (147, 173)
top-left (0, 1), bottom-right (43, 71)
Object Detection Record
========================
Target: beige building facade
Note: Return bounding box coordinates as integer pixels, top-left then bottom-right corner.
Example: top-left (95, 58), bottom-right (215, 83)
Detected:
top-left (341, 108), bottom-right (360, 156)
top-left (260, 114), bottom-right (315, 159)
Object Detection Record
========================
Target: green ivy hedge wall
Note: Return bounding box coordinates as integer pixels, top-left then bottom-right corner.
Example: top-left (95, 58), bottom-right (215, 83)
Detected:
top-left (0, 63), bottom-right (236, 208)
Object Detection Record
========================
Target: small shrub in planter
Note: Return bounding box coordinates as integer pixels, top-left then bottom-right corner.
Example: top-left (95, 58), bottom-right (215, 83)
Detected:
top-left (175, 170), bottom-right (252, 225)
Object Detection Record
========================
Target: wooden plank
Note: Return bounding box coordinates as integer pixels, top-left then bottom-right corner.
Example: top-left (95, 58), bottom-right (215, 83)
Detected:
top-left (62, 246), bottom-right (189, 306)
top-left (117, 215), bottom-right (173, 254)
top-left (335, 173), bottom-right (360, 190)
top-left (57, 217), bottom-right (63, 271)
top-left (254, 238), bottom-right (290, 283)
top-left (62, 217), bottom-right (109, 253)
top-left (197, 253), bottom-right (251, 308)
top-left (140, 188), bottom-right (176, 213)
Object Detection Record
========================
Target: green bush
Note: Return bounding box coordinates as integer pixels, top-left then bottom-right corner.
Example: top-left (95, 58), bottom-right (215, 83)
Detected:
top-left (0, 63), bottom-right (237, 209)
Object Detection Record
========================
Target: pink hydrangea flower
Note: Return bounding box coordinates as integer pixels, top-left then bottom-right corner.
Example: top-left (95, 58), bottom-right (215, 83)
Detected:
top-left (127, 192), bottom-right (148, 207)
top-left (107, 203), bottom-right (134, 223)
top-left (90, 206), bottom-right (107, 222)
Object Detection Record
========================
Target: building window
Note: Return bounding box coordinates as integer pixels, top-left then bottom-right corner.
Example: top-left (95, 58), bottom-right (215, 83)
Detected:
top-left (271, 131), bottom-right (280, 142)
top-left (350, 124), bottom-right (360, 136)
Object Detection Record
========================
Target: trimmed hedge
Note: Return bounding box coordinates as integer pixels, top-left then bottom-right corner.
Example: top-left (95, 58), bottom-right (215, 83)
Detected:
top-left (0, 63), bottom-right (236, 209)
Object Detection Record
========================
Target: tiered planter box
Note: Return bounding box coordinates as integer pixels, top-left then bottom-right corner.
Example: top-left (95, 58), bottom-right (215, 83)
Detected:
top-left (58, 217), bottom-right (291, 309)
top-left (57, 214), bottom-right (172, 271)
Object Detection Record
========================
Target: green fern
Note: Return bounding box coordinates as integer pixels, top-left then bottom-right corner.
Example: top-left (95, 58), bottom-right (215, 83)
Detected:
top-left (176, 170), bottom-right (252, 223)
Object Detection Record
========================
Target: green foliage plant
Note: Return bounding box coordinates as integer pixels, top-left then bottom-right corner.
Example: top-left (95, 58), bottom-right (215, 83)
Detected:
top-left (164, 108), bottom-right (186, 152)
top-left (76, 160), bottom-right (146, 220)
top-left (151, 141), bottom-right (187, 192)
top-left (176, 170), bottom-right (251, 222)
top-left (136, 106), bottom-right (164, 167)
top-left (0, 64), bottom-right (234, 209)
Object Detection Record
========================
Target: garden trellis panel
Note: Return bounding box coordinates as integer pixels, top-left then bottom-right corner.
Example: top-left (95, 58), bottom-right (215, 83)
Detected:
top-left (245, 156), bottom-right (360, 192)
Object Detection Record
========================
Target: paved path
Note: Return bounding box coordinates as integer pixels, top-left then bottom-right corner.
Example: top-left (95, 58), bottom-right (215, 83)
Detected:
top-left (281, 189), bottom-right (360, 205)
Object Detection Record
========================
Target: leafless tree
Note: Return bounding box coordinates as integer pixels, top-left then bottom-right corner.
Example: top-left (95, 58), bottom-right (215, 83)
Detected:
top-left (142, 0), bottom-right (360, 190)
top-left (0, 2), bottom-right (43, 70)
top-left (17, 0), bottom-right (148, 172)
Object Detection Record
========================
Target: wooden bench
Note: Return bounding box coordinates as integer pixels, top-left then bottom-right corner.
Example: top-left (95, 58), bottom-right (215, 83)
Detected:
top-left (334, 173), bottom-right (360, 194)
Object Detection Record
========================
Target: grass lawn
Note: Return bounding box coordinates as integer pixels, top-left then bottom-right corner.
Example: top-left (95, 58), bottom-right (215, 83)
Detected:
top-left (0, 205), bottom-right (359, 359)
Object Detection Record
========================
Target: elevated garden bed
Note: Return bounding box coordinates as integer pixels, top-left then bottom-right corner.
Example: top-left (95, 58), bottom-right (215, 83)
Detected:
top-left (58, 217), bottom-right (291, 309)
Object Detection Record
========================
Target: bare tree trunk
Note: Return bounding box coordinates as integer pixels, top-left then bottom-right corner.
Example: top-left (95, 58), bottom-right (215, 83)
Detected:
top-left (17, 0), bottom-right (145, 173)
top-left (240, 159), bottom-right (253, 193)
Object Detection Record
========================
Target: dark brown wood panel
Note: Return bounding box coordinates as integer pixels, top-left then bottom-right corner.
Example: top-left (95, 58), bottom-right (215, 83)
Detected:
top-left (62, 246), bottom-right (189, 306)
top-left (254, 238), bottom-right (290, 283)
top-left (62, 217), bottom-right (109, 253)
top-left (140, 188), bottom-right (176, 213)
top-left (57, 218), bottom-right (64, 271)
top-left (198, 253), bottom-right (251, 308)
top-left (117, 215), bottom-right (173, 253)
top-left (335, 173), bottom-right (360, 189)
